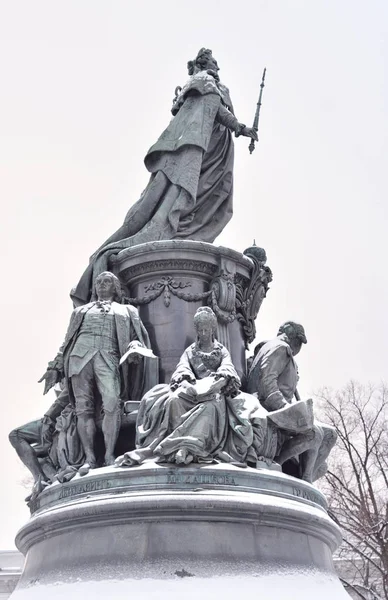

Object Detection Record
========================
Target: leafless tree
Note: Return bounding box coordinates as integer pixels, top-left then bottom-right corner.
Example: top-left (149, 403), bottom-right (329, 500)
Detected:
top-left (317, 382), bottom-right (388, 600)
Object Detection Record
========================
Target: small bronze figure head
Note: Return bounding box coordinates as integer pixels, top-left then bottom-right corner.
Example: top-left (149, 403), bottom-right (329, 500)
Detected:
top-left (278, 321), bottom-right (307, 356)
top-left (187, 48), bottom-right (219, 76)
top-left (94, 271), bottom-right (122, 303)
top-left (194, 306), bottom-right (218, 344)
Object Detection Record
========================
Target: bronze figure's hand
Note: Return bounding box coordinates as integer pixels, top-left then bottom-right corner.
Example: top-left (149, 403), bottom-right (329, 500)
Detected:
top-left (128, 341), bottom-right (142, 363)
top-left (213, 372), bottom-right (226, 380)
top-left (170, 374), bottom-right (184, 389)
top-left (127, 340), bottom-right (143, 350)
top-left (38, 369), bottom-right (60, 395)
top-left (170, 374), bottom-right (195, 390)
top-left (242, 127), bottom-right (258, 141)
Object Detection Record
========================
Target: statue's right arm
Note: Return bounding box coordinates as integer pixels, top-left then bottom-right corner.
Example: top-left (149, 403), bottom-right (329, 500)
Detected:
top-left (258, 347), bottom-right (290, 410)
top-left (46, 340), bottom-right (65, 377)
top-left (170, 349), bottom-right (196, 389)
top-left (52, 308), bottom-right (80, 371)
top-left (215, 104), bottom-right (241, 133)
top-left (215, 105), bottom-right (258, 141)
top-left (38, 309), bottom-right (78, 394)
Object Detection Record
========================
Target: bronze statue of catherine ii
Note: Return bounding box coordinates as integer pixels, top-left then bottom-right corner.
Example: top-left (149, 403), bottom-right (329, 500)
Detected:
top-left (71, 48), bottom-right (257, 306)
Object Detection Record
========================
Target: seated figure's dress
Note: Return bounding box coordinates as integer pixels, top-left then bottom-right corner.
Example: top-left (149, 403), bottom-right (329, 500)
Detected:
top-left (126, 341), bottom-right (269, 465)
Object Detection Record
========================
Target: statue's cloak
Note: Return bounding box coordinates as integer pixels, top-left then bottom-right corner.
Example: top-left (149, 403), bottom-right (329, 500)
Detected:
top-left (71, 72), bottom-right (234, 306)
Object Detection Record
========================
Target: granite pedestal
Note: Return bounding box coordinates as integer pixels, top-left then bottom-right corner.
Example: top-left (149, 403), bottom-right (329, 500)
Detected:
top-left (11, 463), bottom-right (349, 599)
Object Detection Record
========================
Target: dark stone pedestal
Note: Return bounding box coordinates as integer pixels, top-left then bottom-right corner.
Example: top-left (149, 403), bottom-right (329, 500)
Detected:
top-left (12, 463), bottom-right (348, 599)
top-left (114, 241), bottom-right (255, 383)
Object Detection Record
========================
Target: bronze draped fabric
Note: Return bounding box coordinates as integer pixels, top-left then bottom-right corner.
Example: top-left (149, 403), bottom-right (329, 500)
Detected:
top-left (132, 342), bottom-right (268, 464)
top-left (71, 72), bottom-right (235, 306)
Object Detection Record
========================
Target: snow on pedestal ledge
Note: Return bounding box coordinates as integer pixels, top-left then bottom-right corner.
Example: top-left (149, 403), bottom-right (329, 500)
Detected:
top-left (11, 462), bottom-right (349, 599)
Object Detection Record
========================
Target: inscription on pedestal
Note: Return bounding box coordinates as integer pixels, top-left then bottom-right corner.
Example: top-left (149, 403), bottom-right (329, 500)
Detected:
top-left (58, 479), bottom-right (111, 499)
top-left (167, 472), bottom-right (237, 486)
top-left (292, 486), bottom-right (322, 505)
top-left (30, 468), bottom-right (327, 515)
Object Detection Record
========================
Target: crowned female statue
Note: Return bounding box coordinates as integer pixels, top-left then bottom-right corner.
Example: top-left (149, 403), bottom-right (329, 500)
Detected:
top-left (71, 48), bottom-right (257, 306)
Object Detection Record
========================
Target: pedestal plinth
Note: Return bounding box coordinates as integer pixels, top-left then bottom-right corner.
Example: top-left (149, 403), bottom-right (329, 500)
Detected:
top-left (114, 241), bottom-right (263, 383)
top-left (12, 463), bottom-right (348, 599)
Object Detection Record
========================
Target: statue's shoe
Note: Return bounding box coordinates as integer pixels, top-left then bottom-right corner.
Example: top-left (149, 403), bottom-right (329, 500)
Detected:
top-left (55, 466), bottom-right (78, 483)
top-left (115, 450), bottom-right (142, 467)
top-left (78, 462), bottom-right (97, 477)
top-left (115, 448), bottom-right (154, 467)
top-left (25, 477), bottom-right (50, 504)
top-left (175, 448), bottom-right (194, 465)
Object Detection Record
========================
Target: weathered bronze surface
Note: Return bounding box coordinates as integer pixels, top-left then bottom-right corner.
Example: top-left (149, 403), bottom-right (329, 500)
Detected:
top-left (71, 48), bottom-right (258, 306)
top-left (8, 47), bottom-right (345, 600)
top-left (247, 321), bottom-right (337, 481)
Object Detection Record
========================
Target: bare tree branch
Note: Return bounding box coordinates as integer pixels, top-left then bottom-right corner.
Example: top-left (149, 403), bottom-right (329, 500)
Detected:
top-left (317, 382), bottom-right (388, 599)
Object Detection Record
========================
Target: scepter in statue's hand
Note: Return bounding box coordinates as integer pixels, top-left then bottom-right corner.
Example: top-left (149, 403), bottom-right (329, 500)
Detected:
top-left (249, 67), bottom-right (266, 154)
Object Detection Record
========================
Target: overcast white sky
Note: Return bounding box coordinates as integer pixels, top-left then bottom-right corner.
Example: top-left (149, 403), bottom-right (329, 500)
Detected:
top-left (0, 0), bottom-right (387, 549)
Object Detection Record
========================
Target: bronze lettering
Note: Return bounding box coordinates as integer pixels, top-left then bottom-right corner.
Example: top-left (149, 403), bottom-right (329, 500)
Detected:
top-left (166, 472), bottom-right (238, 487)
top-left (58, 479), bottom-right (111, 500)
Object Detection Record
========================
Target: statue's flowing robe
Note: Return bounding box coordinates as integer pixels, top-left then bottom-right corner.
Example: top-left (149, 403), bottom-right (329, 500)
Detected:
top-left (71, 72), bottom-right (235, 306)
top-left (131, 341), bottom-right (268, 464)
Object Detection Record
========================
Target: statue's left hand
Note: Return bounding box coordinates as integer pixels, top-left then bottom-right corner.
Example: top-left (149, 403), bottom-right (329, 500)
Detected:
top-left (38, 369), bottom-right (60, 395)
top-left (213, 372), bottom-right (228, 384)
top-left (127, 340), bottom-right (143, 350)
top-left (126, 340), bottom-right (144, 364)
top-left (213, 372), bottom-right (224, 380)
top-left (208, 375), bottom-right (227, 394)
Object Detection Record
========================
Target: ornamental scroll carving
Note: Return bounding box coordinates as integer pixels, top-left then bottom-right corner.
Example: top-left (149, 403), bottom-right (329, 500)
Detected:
top-left (125, 276), bottom-right (211, 307)
top-left (209, 258), bottom-right (237, 324)
top-left (144, 277), bottom-right (191, 307)
top-left (120, 248), bottom-right (272, 347)
top-left (235, 246), bottom-right (273, 348)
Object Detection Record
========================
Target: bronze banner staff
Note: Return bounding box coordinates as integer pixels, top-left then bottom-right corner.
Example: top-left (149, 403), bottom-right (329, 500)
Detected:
top-left (249, 67), bottom-right (266, 154)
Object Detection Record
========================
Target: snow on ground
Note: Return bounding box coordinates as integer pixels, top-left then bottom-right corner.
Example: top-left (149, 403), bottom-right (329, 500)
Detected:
top-left (11, 570), bottom-right (350, 599)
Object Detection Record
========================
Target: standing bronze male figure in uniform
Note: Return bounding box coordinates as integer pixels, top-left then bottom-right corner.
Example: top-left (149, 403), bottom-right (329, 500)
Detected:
top-left (39, 272), bottom-right (152, 471)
